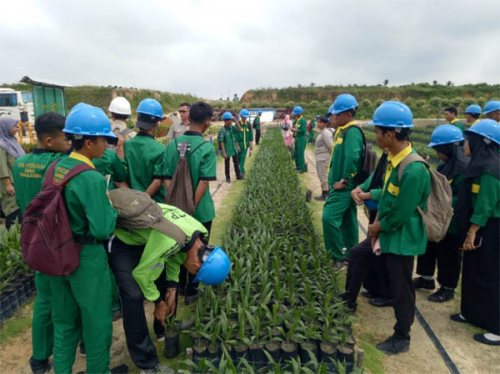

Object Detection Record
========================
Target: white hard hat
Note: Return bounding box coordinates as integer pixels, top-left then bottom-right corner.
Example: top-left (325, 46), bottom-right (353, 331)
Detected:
top-left (108, 97), bottom-right (132, 116)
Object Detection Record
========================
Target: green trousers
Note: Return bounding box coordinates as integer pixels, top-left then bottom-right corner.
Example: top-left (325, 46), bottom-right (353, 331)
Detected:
top-left (32, 272), bottom-right (54, 360)
top-left (322, 189), bottom-right (359, 260)
top-left (49, 244), bottom-right (112, 374)
top-left (238, 146), bottom-right (248, 175)
top-left (294, 136), bottom-right (307, 171)
top-left (308, 131), bottom-right (315, 143)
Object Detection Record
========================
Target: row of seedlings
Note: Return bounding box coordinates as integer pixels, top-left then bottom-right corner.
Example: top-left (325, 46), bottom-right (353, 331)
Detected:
top-left (0, 223), bottom-right (36, 326)
top-left (183, 129), bottom-right (359, 373)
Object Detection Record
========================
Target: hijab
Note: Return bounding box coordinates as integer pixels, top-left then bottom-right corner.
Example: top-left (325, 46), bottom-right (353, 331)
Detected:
top-left (457, 132), bottom-right (500, 233)
top-left (284, 114), bottom-right (291, 125)
top-left (0, 117), bottom-right (25, 159)
top-left (433, 143), bottom-right (469, 180)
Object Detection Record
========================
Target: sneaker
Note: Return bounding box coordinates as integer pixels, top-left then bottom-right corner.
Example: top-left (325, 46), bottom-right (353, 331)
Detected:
top-left (428, 287), bottom-right (454, 303)
top-left (79, 342), bottom-right (86, 357)
top-left (305, 190), bottom-right (312, 202)
top-left (333, 259), bottom-right (345, 272)
top-left (413, 277), bottom-right (435, 290)
top-left (450, 313), bottom-right (467, 323)
top-left (368, 296), bottom-right (394, 307)
top-left (236, 176), bottom-right (245, 180)
top-left (29, 357), bottom-right (51, 374)
top-left (314, 194), bottom-right (326, 201)
top-left (226, 177), bottom-right (231, 183)
top-left (360, 291), bottom-right (373, 299)
top-left (139, 364), bottom-right (175, 374)
top-left (157, 334), bottom-right (165, 342)
top-left (376, 336), bottom-right (410, 355)
top-left (111, 364), bottom-right (129, 373)
top-left (473, 333), bottom-right (500, 346)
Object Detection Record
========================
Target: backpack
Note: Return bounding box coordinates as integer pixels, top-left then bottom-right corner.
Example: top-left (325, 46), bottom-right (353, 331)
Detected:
top-left (21, 160), bottom-right (94, 276)
top-left (344, 125), bottom-right (377, 184)
top-left (398, 153), bottom-right (453, 243)
top-left (307, 121), bottom-right (312, 131)
top-left (165, 139), bottom-right (207, 215)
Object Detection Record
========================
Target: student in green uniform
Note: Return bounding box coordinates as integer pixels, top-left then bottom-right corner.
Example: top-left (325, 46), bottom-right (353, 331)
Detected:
top-left (451, 119), bottom-right (500, 346)
top-left (366, 101), bottom-right (431, 355)
top-left (107, 189), bottom-right (230, 374)
top-left (484, 100), bottom-right (500, 123)
top-left (253, 110), bottom-right (262, 145)
top-left (124, 98), bottom-right (167, 202)
top-left (93, 138), bottom-right (128, 190)
top-left (444, 107), bottom-right (465, 131)
top-left (0, 117), bottom-right (25, 228)
top-left (12, 112), bottom-right (71, 374)
top-left (164, 102), bottom-right (217, 305)
top-left (49, 104), bottom-right (122, 374)
top-left (236, 109), bottom-right (253, 176)
top-left (464, 104), bottom-right (481, 127)
top-left (308, 115), bottom-right (318, 144)
top-left (322, 94), bottom-right (363, 271)
top-left (291, 106), bottom-right (307, 172)
top-left (413, 125), bottom-right (469, 302)
top-left (219, 111), bottom-right (242, 183)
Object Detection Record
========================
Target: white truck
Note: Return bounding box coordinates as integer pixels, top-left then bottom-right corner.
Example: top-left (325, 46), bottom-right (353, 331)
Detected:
top-left (0, 88), bottom-right (35, 123)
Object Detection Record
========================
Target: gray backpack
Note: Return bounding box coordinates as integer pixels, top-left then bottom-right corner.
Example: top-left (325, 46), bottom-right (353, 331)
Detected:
top-left (398, 153), bottom-right (453, 243)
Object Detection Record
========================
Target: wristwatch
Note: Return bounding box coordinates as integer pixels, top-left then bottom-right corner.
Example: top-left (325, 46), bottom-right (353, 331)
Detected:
top-left (339, 178), bottom-right (349, 185)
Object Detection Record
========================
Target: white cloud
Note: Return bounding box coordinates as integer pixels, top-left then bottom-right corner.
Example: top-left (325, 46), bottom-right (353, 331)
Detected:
top-left (1, 0), bottom-right (499, 99)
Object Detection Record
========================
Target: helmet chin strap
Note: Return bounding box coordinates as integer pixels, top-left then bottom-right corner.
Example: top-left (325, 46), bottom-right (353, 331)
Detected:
top-left (198, 244), bottom-right (215, 263)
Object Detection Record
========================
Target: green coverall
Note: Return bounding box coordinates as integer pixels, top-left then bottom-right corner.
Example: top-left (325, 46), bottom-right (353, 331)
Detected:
top-left (13, 149), bottom-right (62, 363)
top-left (236, 122), bottom-right (253, 175)
top-left (49, 153), bottom-right (117, 374)
top-left (322, 122), bottom-right (363, 260)
top-left (293, 116), bottom-right (307, 171)
top-left (450, 119), bottom-right (465, 132)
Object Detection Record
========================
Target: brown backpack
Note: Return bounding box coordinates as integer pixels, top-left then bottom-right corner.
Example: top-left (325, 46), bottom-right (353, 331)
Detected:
top-left (165, 140), bottom-right (208, 215)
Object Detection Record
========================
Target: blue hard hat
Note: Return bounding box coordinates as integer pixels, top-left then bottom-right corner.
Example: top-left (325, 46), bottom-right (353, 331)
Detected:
top-left (193, 246), bottom-right (231, 285)
top-left (326, 103), bottom-right (335, 118)
top-left (464, 104), bottom-right (481, 115)
top-left (258, 110), bottom-right (263, 115)
top-left (136, 98), bottom-right (164, 120)
top-left (292, 106), bottom-right (303, 115)
top-left (64, 104), bottom-right (116, 138)
top-left (368, 101), bottom-right (413, 128)
top-left (484, 100), bottom-right (500, 114)
top-left (428, 125), bottom-right (464, 147)
top-left (239, 109), bottom-right (249, 118)
top-left (316, 115), bottom-right (320, 118)
top-left (222, 112), bottom-right (234, 120)
top-left (464, 119), bottom-right (500, 145)
top-left (331, 94), bottom-right (358, 115)
top-left (364, 199), bottom-right (378, 211)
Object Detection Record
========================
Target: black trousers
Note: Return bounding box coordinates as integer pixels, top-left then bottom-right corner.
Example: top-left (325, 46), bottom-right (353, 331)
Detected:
top-left (224, 156), bottom-right (241, 180)
top-left (5, 209), bottom-right (22, 229)
top-left (255, 129), bottom-right (261, 145)
top-left (345, 238), bottom-right (392, 304)
top-left (416, 233), bottom-right (462, 288)
top-left (108, 236), bottom-right (159, 370)
top-left (386, 254), bottom-right (415, 341)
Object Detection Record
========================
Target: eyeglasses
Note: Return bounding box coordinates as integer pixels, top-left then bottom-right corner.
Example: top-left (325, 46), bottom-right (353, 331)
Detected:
top-left (179, 110), bottom-right (187, 113)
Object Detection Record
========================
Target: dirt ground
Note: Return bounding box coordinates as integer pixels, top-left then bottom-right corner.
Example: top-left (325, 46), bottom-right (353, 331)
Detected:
top-left (303, 147), bottom-right (500, 374)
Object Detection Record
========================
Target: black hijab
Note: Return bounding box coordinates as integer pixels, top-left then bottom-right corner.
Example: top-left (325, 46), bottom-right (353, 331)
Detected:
top-left (433, 143), bottom-right (469, 180)
top-left (457, 133), bottom-right (500, 234)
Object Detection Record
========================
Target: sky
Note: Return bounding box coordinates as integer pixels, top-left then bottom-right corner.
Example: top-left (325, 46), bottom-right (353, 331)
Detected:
top-left (1, 0), bottom-right (499, 100)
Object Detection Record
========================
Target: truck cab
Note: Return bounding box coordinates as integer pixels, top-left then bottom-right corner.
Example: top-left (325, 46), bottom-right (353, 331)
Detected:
top-left (0, 88), bottom-right (35, 123)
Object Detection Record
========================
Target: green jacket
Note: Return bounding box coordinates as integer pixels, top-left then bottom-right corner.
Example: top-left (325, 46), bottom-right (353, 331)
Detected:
top-left (469, 173), bottom-right (500, 226)
top-left (218, 125), bottom-right (238, 157)
top-left (124, 133), bottom-right (167, 202)
top-left (293, 117), bottom-right (307, 137)
top-left (53, 152), bottom-right (117, 244)
top-left (450, 119), bottom-right (465, 132)
top-left (328, 122), bottom-right (364, 190)
top-left (253, 116), bottom-right (261, 130)
top-left (93, 149), bottom-right (128, 191)
top-left (236, 122), bottom-right (254, 149)
top-left (114, 204), bottom-right (208, 302)
top-left (164, 131), bottom-right (217, 223)
top-left (13, 149), bottom-right (63, 215)
top-left (371, 147), bottom-right (431, 256)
